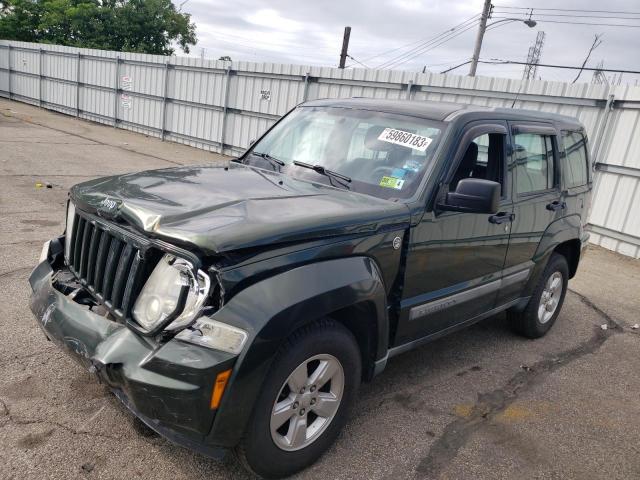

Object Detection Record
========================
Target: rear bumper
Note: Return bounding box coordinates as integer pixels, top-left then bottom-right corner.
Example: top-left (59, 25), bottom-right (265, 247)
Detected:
top-left (28, 244), bottom-right (235, 458)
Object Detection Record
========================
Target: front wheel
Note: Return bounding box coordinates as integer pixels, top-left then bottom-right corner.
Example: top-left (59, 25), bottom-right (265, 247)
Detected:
top-left (236, 320), bottom-right (361, 478)
top-left (508, 253), bottom-right (569, 338)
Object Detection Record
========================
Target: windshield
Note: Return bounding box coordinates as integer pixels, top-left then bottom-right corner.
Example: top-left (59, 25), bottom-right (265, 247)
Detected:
top-left (243, 106), bottom-right (445, 200)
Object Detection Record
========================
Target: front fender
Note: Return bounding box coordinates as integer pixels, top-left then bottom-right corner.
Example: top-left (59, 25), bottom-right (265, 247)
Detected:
top-left (205, 256), bottom-right (388, 447)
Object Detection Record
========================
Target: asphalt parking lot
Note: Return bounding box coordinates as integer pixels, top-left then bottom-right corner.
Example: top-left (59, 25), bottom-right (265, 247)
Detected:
top-left (1, 98), bottom-right (640, 480)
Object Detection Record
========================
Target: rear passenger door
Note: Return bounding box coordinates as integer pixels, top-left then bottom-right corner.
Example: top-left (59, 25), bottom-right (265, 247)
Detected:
top-left (498, 123), bottom-right (562, 305)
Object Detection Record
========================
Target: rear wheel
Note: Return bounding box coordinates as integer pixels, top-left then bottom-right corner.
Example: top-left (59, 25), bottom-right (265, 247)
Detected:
top-left (236, 320), bottom-right (361, 478)
top-left (508, 253), bottom-right (569, 338)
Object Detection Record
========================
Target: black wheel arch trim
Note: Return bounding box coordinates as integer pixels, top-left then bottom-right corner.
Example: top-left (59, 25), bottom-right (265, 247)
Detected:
top-left (524, 214), bottom-right (585, 297)
top-left (205, 256), bottom-right (389, 448)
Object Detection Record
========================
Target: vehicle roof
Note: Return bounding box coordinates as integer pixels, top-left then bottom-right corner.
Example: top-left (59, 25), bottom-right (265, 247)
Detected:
top-left (302, 98), bottom-right (584, 129)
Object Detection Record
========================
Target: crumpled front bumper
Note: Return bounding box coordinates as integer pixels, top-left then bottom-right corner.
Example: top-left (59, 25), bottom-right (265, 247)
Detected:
top-left (28, 243), bottom-right (235, 458)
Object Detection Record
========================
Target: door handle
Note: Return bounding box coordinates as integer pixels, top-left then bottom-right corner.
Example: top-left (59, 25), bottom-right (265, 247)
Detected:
top-left (488, 212), bottom-right (515, 224)
top-left (546, 200), bottom-right (566, 211)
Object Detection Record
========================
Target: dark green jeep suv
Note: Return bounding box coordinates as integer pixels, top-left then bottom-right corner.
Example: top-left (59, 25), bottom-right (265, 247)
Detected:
top-left (29, 99), bottom-right (592, 478)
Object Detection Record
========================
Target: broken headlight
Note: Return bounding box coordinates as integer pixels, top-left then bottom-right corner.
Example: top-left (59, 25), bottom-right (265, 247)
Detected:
top-left (176, 318), bottom-right (248, 355)
top-left (64, 201), bottom-right (76, 264)
top-left (132, 254), bottom-right (210, 332)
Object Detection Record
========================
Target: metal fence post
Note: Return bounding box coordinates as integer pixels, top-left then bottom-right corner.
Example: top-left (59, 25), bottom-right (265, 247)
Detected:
top-left (219, 66), bottom-right (232, 154)
top-left (302, 73), bottom-right (310, 102)
top-left (39, 48), bottom-right (44, 107)
top-left (406, 80), bottom-right (414, 100)
top-left (113, 56), bottom-right (120, 128)
top-left (591, 93), bottom-right (615, 169)
top-left (161, 62), bottom-right (169, 140)
top-left (7, 45), bottom-right (11, 99)
top-left (76, 53), bottom-right (81, 117)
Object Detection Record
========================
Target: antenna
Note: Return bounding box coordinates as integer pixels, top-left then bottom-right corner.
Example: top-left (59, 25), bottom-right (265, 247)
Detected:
top-left (522, 31), bottom-right (545, 81)
top-left (592, 60), bottom-right (609, 85)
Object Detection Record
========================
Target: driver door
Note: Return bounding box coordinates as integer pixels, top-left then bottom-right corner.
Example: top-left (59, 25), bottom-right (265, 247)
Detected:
top-left (394, 121), bottom-right (513, 346)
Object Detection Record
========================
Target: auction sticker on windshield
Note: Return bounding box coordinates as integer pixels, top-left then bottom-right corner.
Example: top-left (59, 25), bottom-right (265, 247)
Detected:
top-left (378, 128), bottom-right (433, 152)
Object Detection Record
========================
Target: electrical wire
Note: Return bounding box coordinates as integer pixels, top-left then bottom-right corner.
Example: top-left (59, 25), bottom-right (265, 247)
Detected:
top-left (493, 11), bottom-right (640, 20)
top-left (377, 18), bottom-right (480, 68)
top-left (377, 19), bottom-right (480, 69)
top-left (491, 17), bottom-right (640, 28)
top-left (345, 54), bottom-right (370, 69)
top-left (479, 59), bottom-right (640, 75)
top-left (493, 6), bottom-right (640, 15)
top-left (357, 13), bottom-right (481, 65)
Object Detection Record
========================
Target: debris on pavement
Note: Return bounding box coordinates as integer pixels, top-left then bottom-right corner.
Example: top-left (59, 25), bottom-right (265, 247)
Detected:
top-left (601, 324), bottom-right (608, 330)
top-left (632, 324), bottom-right (639, 330)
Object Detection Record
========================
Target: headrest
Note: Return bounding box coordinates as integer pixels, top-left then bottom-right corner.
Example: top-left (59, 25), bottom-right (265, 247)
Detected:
top-left (364, 125), bottom-right (398, 152)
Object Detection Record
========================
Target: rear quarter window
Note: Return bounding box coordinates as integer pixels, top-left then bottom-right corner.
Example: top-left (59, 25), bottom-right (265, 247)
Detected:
top-left (561, 131), bottom-right (589, 188)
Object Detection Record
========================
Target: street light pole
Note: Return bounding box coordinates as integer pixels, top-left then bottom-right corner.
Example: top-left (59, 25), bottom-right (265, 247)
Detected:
top-left (469, 0), bottom-right (492, 76)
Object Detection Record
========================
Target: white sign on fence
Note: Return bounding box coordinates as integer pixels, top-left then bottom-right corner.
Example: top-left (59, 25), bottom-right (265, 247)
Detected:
top-left (259, 89), bottom-right (271, 101)
top-left (121, 94), bottom-right (131, 109)
top-left (121, 75), bottom-right (132, 91)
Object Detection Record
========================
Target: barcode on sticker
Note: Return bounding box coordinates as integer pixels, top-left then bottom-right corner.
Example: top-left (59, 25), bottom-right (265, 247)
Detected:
top-left (378, 128), bottom-right (432, 152)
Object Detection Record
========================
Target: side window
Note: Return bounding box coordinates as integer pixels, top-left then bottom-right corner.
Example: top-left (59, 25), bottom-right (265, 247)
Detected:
top-left (561, 131), bottom-right (589, 188)
top-left (451, 132), bottom-right (505, 193)
top-left (513, 133), bottom-right (556, 194)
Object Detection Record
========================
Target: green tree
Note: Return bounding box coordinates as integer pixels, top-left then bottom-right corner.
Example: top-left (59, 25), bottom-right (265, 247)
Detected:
top-left (0, 0), bottom-right (197, 55)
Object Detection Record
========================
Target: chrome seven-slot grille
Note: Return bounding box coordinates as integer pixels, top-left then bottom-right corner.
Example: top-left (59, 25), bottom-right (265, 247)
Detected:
top-left (66, 211), bottom-right (158, 323)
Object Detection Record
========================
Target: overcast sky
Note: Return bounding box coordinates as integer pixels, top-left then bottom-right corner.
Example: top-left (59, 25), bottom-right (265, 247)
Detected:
top-left (184, 0), bottom-right (640, 84)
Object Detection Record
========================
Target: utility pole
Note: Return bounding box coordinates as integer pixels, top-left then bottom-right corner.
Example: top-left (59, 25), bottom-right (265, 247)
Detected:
top-left (469, 0), bottom-right (492, 76)
top-left (338, 26), bottom-right (351, 69)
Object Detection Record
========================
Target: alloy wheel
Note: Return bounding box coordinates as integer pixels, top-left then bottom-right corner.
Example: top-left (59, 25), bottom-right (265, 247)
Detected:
top-left (270, 354), bottom-right (344, 451)
top-left (538, 271), bottom-right (563, 324)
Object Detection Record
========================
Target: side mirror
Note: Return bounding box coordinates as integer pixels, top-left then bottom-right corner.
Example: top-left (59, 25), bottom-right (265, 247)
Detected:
top-left (437, 178), bottom-right (500, 214)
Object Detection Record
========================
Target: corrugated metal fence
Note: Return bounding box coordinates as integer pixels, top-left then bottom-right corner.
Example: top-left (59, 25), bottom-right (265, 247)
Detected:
top-left (1, 40), bottom-right (639, 258)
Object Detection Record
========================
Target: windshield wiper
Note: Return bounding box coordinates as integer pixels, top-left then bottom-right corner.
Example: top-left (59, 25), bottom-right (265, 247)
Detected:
top-left (293, 160), bottom-right (352, 188)
top-left (252, 151), bottom-right (285, 169)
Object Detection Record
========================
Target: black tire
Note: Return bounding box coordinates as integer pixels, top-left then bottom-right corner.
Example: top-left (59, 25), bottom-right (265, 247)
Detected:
top-left (508, 253), bottom-right (569, 339)
top-left (235, 320), bottom-right (361, 479)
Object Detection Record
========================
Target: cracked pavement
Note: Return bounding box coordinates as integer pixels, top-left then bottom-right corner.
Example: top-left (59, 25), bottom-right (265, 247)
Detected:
top-left (2, 99), bottom-right (640, 479)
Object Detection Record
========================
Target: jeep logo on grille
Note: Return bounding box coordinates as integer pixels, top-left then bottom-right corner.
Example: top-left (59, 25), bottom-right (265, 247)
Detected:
top-left (98, 197), bottom-right (119, 218)
top-left (100, 198), bottom-right (117, 210)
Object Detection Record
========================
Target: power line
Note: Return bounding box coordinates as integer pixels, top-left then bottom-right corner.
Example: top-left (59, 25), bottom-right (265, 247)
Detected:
top-left (378, 19), bottom-right (480, 69)
top-left (494, 5), bottom-right (640, 15)
top-left (480, 59), bottom-right (640, 75)
top-left (377, 19), bottom-right (480, 68)
top-left (493, 11), bottom-right (640, 20)
top-left (359, 13), bottom-right (480, 65)
top-left (345, 54), bottom-right (369, 69)
top-left (491, 17), bottom-right (640, 27)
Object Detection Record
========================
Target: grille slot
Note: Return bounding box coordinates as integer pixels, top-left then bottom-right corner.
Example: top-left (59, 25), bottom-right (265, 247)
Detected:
top-left (66, 211), bottom-right (157, 323)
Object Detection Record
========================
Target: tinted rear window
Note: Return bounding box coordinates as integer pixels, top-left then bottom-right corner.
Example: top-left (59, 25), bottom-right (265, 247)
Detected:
top-left (561, 131), bottom-right (589, 188)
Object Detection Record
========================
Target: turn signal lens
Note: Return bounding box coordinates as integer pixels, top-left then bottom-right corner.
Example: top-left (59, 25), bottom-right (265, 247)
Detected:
top-left (210, 369), bottom-right (232, 409)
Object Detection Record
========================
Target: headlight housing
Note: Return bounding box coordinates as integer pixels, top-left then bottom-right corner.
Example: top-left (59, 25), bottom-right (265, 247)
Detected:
top-left (132, 254), bottom-right (210, 332)
top-left (64, 201), bottom-right (76, 264)
top-left (176, 318), bottom-right (248, 355)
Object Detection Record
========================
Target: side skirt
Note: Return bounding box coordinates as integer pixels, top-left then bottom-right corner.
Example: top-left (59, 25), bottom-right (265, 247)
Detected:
top-left (386, 296), bottom-right (531, 360)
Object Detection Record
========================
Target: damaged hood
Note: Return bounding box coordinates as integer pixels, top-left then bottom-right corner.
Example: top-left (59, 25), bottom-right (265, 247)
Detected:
top-left (70, 163), bottom-right (410, 255)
